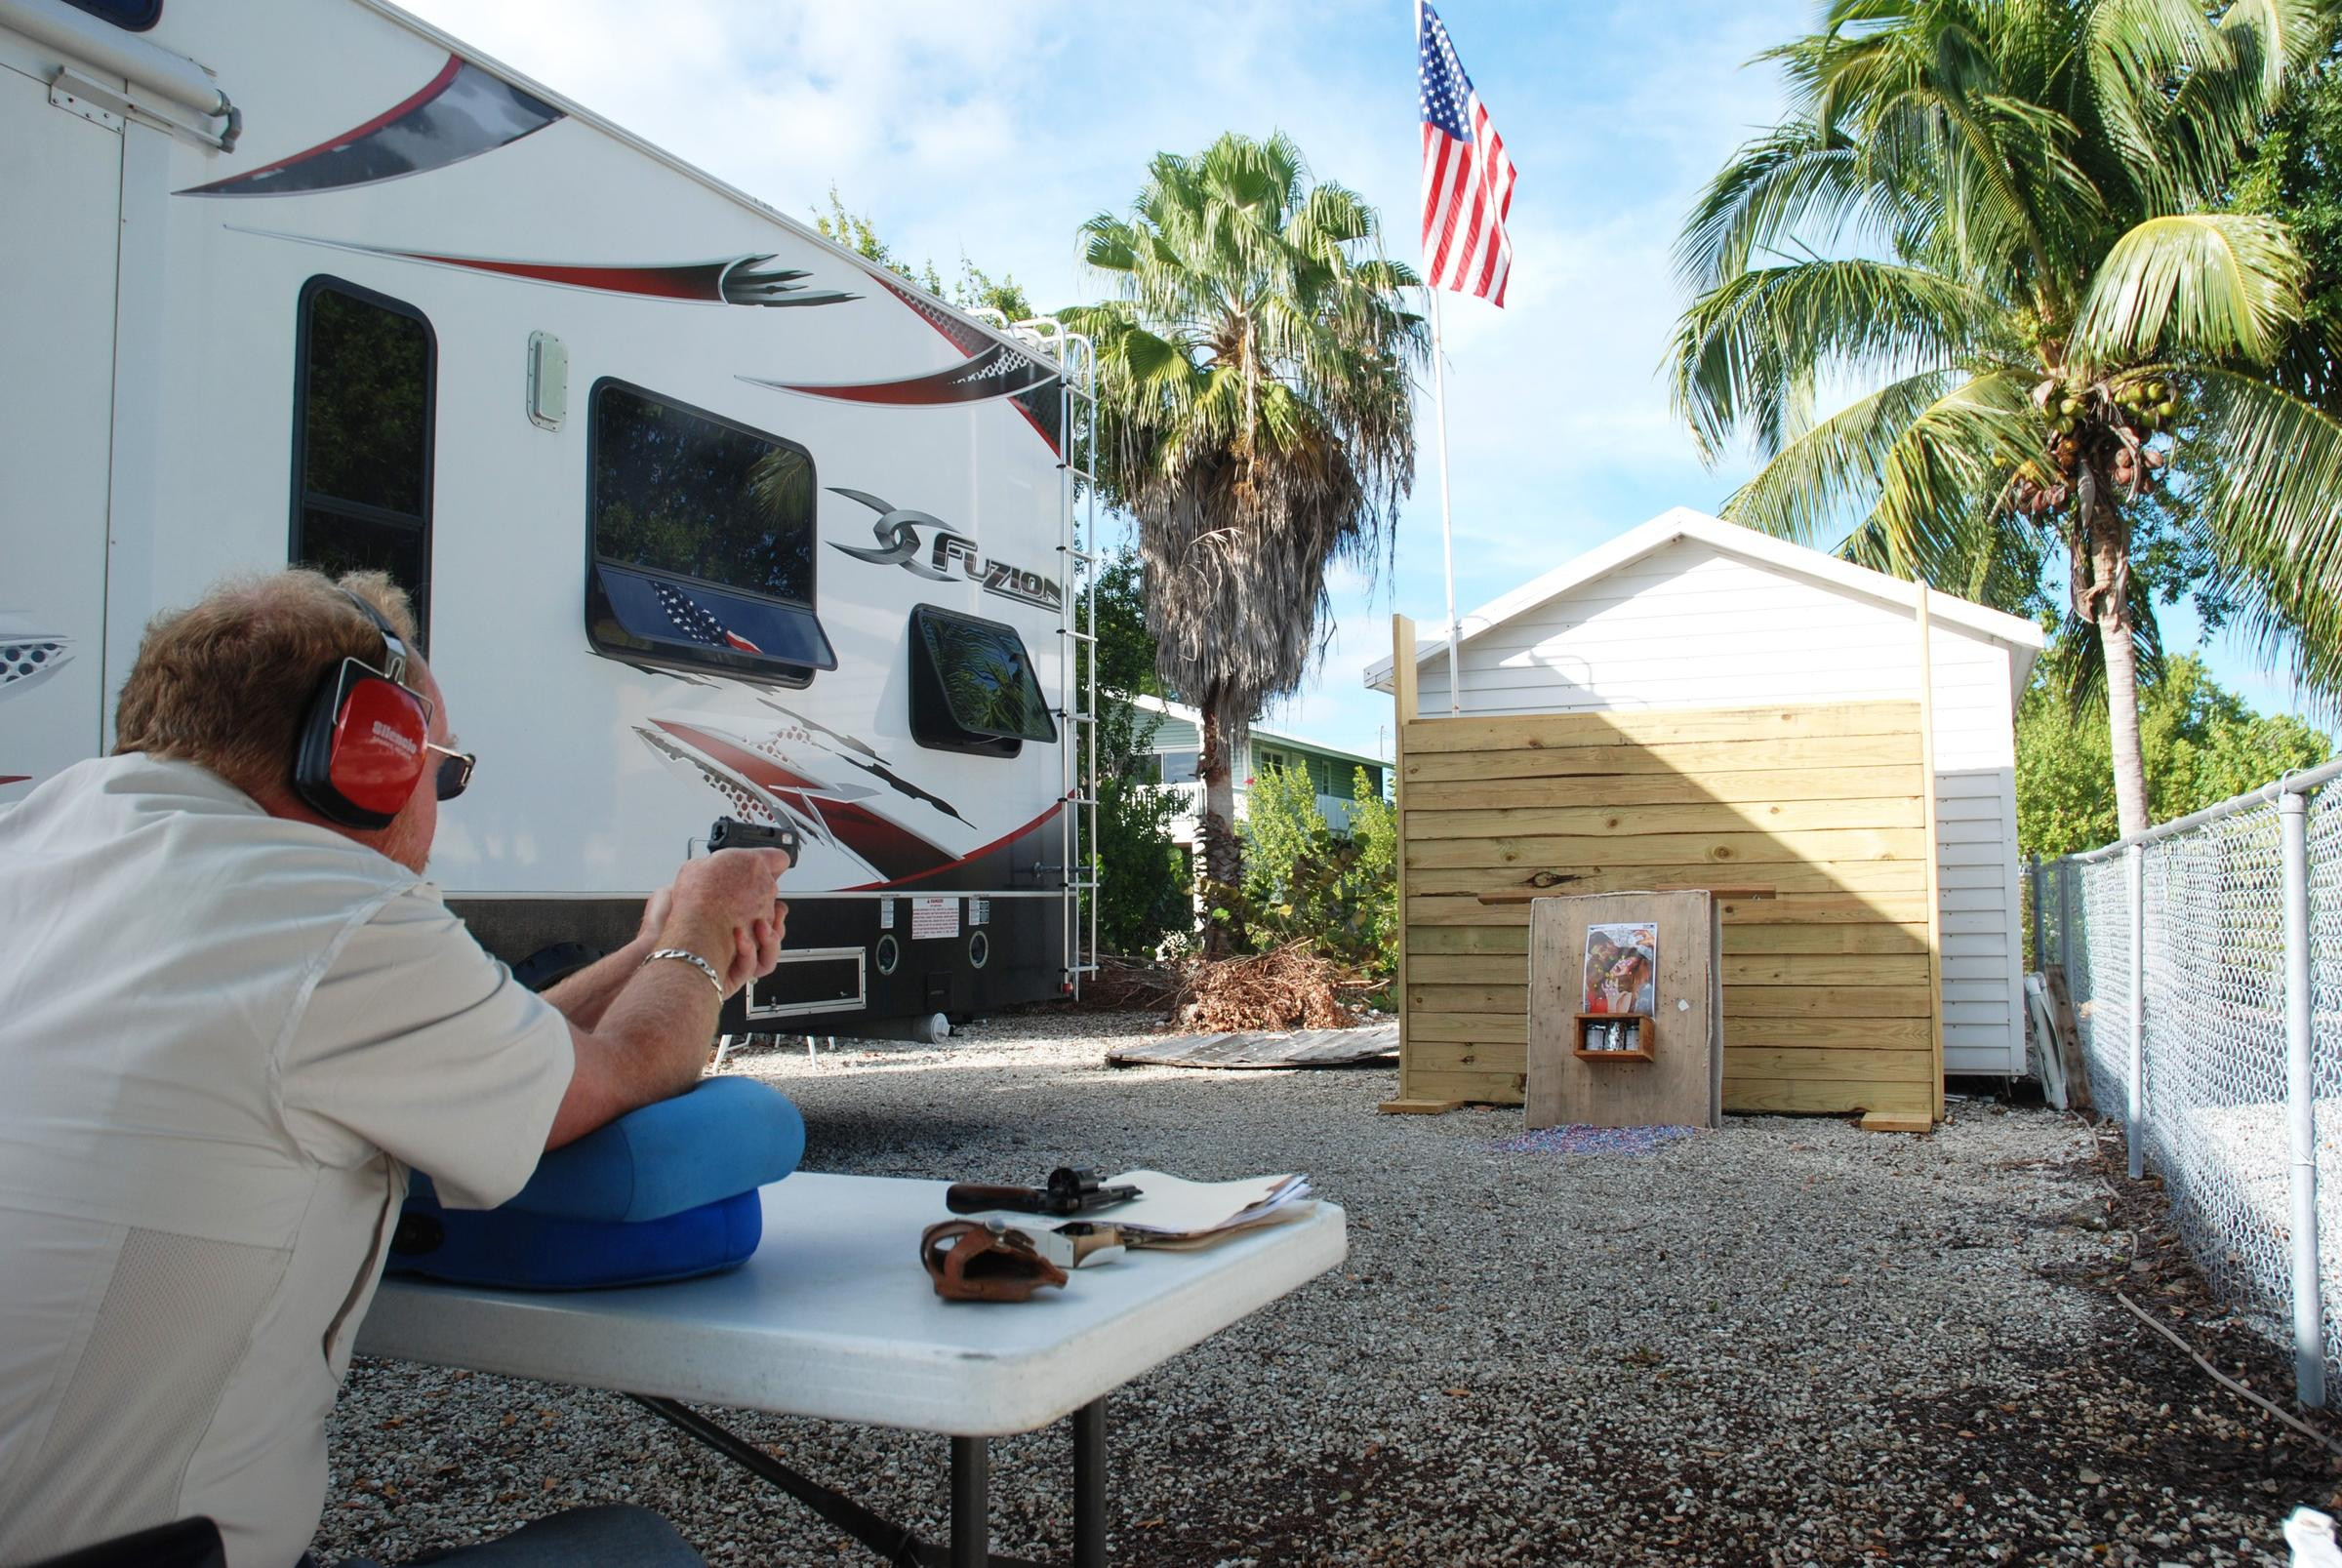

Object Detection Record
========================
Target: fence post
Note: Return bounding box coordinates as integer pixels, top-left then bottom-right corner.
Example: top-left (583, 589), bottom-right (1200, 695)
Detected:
top-left (2282, 789), bottom-right (2326, 1407)
top-left (2030, 856), bottom-right (2045, 974)
top-left (2127, 839), bottom-right (2146, 1181)
top-left (2058, 859), bottom-right (2074, 972)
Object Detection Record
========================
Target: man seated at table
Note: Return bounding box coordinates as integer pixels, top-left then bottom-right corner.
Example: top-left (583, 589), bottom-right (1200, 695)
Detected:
top-left (0, 571), bottom-right (789, 1567)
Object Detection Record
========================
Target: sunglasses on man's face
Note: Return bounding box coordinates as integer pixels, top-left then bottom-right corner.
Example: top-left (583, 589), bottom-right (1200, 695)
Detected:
top-left (424, 741), bottom-right (476, 802)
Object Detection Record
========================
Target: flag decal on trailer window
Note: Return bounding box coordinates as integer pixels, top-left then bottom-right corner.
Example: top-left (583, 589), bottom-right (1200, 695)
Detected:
top-left (655, 583), bottom-right (763, 655)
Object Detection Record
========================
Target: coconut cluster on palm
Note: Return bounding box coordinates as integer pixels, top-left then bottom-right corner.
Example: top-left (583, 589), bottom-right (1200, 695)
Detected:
top-left (2014, 373), bottom-right (2175, 517)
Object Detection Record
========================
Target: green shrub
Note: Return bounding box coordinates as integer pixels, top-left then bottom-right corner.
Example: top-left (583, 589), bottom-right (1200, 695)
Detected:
top-left (1093, 694), bottom-right (1190, 955)
top-left (1082, 551), bottom-right (1191, 957)
top-left (1237, 763), bottom-right (1396, 978)
top-left (2018, 653), bottom-right (2333, 858)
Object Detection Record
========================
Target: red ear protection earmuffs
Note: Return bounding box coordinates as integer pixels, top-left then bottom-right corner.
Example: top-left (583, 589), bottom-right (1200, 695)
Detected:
top-left (291, 590), bottom-right (430, 830)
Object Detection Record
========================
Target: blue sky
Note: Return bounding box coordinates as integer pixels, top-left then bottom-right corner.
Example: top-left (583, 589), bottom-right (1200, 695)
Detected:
top-left (409, 0), bottom-right (2311, 760)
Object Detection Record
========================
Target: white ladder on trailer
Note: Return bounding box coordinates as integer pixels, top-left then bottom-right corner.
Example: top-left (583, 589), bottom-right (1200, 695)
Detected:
top-left (1054, 330), bottom-right (1102, 998)
top-left (977, 313), bottom-right (1101, 998)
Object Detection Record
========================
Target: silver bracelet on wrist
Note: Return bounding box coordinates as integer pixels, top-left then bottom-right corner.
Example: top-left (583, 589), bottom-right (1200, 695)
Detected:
top-left (641, 946), bottom-right (724, 997)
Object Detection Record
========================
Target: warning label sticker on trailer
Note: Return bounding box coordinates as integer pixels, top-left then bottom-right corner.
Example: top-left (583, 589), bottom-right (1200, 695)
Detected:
top-left (910, 898), bottom-right (959, 940)
top-left (878, 898), bottom-right (896, 931)
top-left (970, 898), bottom-right (990, 927)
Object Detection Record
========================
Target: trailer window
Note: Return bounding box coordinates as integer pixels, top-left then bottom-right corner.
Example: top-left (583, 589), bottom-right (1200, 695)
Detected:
top-left (291, 277), bottom-right (435, 648)
top-left (586, 380), bottom-right (833, 685)
top-left (61, 0), bottom-right (161, 29)
top-left (909, 604), bottom-right (1056, 758)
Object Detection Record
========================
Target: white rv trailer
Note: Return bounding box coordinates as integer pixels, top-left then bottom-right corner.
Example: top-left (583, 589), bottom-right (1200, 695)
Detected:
top-left (0, 0), bottom-right (1100, 1029)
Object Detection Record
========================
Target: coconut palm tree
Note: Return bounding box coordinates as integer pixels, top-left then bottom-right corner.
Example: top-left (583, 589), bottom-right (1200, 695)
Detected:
top-left (1671, 0), bottom-right (2342, 838)
top-left (1062, 132), bottom-right (1425, 948)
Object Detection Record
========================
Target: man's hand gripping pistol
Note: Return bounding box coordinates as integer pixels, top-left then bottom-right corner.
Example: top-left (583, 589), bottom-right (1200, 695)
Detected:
top-left (707, 816), bottom-right (801, 871)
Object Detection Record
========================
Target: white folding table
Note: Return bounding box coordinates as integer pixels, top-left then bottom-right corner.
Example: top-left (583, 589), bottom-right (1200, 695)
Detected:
top-left (354, 1172), bottom-right (1347, 1567)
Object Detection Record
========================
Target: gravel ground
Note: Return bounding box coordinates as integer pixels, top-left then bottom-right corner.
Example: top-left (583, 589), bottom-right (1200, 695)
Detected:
top-left (316, 1012), bottom-right (2342, 1566)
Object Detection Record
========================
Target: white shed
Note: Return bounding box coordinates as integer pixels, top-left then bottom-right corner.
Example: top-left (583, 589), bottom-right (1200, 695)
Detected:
top-left (1366, 507), bottom-right (2044, 1077)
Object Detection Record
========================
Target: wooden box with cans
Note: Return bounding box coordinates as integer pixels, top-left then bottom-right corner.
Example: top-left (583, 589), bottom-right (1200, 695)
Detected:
top-left (1572, 1012), bottom-right (1655, 1063)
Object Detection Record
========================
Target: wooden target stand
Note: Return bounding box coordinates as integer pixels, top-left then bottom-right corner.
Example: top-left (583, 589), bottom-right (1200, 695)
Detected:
top-left (1512, 888), bottom-right (1734, 1131)
top-left (1487, 882), bottom-right (1925, 1134)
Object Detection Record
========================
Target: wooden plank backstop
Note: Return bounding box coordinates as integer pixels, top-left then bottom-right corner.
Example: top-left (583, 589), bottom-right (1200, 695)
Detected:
top-left (1388, 619), bottom-right (1943, 1119)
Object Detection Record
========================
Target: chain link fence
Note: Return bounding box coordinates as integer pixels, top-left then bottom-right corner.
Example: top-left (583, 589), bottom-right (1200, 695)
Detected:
top-left (2033, 758), bottom-right (2342, 1407)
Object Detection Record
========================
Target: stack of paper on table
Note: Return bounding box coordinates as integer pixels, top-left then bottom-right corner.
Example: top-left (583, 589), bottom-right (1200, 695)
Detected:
top-left (1085, 1170), bottom-right (1314, 1243)
top-left (943, 1171), bottom-right (1318, 1261)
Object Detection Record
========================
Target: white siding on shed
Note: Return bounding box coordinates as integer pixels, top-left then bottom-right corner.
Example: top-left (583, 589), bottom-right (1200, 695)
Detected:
top-left (1412, 534), bottom-right (2028, 1075)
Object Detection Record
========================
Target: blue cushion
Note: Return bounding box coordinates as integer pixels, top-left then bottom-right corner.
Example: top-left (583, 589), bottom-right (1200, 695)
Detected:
top-left (505, 1076), bottom-right (805, 1224)
top-left (383, 1078), bottom-right (803, 1291)
top-left (388, 1183), bottom-right (762, 1290)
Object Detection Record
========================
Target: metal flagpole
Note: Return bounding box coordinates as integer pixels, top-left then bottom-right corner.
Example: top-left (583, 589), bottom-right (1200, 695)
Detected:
top-left (1428, 284), bottom-right (1462, 716)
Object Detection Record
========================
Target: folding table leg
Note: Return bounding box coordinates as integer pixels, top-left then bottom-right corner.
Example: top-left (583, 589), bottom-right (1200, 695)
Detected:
top-left (629, 1395), bottom-right (1045, 1568)
top-left (1071, 1397), bottom-right (1107, 1567)
top-left (950, 1435), bottom-right (989, 1568)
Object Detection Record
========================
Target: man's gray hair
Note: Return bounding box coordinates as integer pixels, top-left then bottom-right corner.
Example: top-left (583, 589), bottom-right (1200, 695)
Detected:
top-left (112, 569), bottom-right (423, 799)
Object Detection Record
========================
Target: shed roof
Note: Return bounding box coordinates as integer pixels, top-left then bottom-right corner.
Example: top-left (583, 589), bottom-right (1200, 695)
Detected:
top-left (1363, 507), bottom-right (2044, 698)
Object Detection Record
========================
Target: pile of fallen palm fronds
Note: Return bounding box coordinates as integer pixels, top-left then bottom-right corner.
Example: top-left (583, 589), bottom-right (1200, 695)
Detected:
top-left (1073, 953), bottom-right (1181, 1013)
top-left (1172, 943), bottom-right (1359, 1032)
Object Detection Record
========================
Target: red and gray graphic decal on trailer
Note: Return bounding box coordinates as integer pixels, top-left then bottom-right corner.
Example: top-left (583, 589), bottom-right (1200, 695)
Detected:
top-left (749, 273), bottom-right (1066, 451)
top-left (178, 57), bottom-right (563, 197)
top-left (641, 719), bottom-right (953, 884)
top-left (745, 342), bottom-right (1058, 407)
top-left (751, 699), bottom-right (974, 827)
top-left (636, 717), bottom-right (1055, 890)
top-left (221, 231), bottom-right (860, 309)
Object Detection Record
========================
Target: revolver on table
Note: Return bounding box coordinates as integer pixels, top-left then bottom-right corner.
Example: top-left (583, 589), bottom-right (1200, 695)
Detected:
top-left (945, 1166), bottom-right (1142, 1220)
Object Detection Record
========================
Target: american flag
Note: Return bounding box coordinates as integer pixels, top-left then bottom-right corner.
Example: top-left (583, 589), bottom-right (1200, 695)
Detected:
top-left (1418, 1), bottom-right (1515, 306)
top-left (655, 583), bottom-right (762, 654)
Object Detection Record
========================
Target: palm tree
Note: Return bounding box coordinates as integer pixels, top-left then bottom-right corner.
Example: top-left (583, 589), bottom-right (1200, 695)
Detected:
top-left (1062, 132), bottom-right (1425, 948)
top-left (1671, 0), bottom-right (2342, 838)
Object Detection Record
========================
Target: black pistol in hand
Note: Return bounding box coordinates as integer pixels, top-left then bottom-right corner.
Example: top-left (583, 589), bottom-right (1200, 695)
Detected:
top-left (708, 816), bottom-right (801, 871)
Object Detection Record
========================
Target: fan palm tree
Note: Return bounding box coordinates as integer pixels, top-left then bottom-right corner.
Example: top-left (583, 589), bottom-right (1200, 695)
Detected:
top-left (1671, 0), bottom-right (2342, 838)
top-left (1062, 133), bottom-right (1425, 948)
